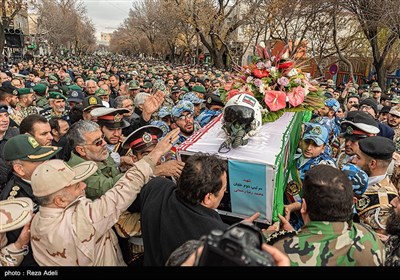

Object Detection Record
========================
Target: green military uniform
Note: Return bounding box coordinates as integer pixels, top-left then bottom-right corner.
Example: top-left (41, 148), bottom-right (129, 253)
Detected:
top-left (268, 221), bottom-right (385, 266)
top-left (356, 176), bottom-right (398, 233)
top-left (39, 91), bottom-right (70, 122)
top-left (35, 96), bottom-right (49, 109)
top-left (67, 152), bottom-right (123, 200)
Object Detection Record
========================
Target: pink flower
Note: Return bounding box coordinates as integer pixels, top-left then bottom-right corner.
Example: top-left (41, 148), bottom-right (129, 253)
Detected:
top-left (277, 77), bottom-right (289, 87)
top-left (253, 79), bottom-right (262, 87)
top-left (287, 86), bottom-right (305, 107)
top-left (264, 90), bottom-right (287, 111)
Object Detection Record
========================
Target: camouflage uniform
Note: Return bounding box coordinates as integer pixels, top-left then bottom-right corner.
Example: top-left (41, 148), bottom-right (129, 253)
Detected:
top-left (35, 96), bottom-right (49, 109)
top-left (356, 177), bottom-right (398, 234)
top-left (393, 126), bottom-right (400, 153)
top-left (10, 104), bottom-right (40, 125)
top-left (39, 107), bottom-right (70, 122)
top-left (385, 235), bottom-right (400, 266)
top-left (268, 221), bottom-right (385, 266)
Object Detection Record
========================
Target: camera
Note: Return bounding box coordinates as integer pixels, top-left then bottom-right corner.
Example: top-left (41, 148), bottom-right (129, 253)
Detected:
top-left (197, 222), bottom-right (275, 266)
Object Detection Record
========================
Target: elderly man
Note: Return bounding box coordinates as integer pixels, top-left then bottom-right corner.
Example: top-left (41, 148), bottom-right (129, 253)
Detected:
top-left (39, 91), bottom-right (70, 123)
top-left (352, 136), bottom-right (399, 236)
top-left (29, 128), bottom-right (179, 266)
top-left (0, 134), bottom-right (60, 266)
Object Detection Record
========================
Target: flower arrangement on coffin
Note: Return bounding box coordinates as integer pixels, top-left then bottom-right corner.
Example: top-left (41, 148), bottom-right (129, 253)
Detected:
top-left (220, 43), bottom-right (324, 123)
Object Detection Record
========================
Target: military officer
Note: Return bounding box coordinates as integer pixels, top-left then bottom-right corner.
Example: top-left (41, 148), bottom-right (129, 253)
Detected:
top-left (39, 91), bottom-right (70, 123)
top-left (10, 88), bottom-right (40, 125)
top-left (32, 83), bottom-right (48, 109)
top-left (352, 136), bottom-right (399, 235)
top-left (0, 134), bottom-right (60, 266)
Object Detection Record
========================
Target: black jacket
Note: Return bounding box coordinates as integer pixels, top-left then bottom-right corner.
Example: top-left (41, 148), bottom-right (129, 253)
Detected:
top-left (139, 177), bottom-right (228, 266)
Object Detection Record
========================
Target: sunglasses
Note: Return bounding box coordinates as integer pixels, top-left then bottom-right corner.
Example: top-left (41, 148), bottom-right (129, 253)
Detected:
top-left (83, 134), bottom-right (105, 147)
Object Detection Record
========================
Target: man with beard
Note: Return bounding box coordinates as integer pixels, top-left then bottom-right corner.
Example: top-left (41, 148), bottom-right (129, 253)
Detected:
top-left (10, 88), bottom-right (40, 125)
top-left (387, 107), bottom-right (400, 152)
top-left (336, 111), bottom-right (380, 169)
top-left (39, 91), bottom-right (70, 123)
top-left (171, 100), bottom-right (197, 145)
top-left (0, 82), bottom-right (19, 128)
top-left (385, 195), bottom-right (400, 266)
top-left (351, 136), bottom-right (398, 235)
top-left (66, 120), bottom-right (123, 200)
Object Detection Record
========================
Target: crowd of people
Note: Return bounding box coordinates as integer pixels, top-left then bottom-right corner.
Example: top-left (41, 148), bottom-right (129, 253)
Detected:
top-left (1, 54), bottom-right (400, 267)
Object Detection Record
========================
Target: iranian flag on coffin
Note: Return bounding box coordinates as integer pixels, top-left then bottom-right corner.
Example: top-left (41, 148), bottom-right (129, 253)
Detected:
top-left (176, 111), bottom-right (304, 225)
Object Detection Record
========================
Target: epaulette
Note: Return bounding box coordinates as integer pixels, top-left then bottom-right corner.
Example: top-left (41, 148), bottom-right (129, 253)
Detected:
top-left (264, 230), bottom-right (297, 245)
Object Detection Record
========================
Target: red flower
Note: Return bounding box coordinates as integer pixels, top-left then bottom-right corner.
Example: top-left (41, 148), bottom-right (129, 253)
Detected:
top-left (277, 61), bottom-right (294, 70)
top-left (264, 90), bottom-right (287, 111)
top-left (287, 86), bottom-right (305, 107)
top-left (253, 69), bottom-right (269, 78)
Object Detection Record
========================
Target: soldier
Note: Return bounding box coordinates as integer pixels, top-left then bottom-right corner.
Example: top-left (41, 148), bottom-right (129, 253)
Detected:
top-left (0, 134), bottom-right (60, 266)
top-left (267, 165), bottom-right (385, 266)
top-left (336, 111), bottom-right (379, 169)
top-left (10, 88), bottom-right (40, 126)
top-left (387, 107), bottom-right (400, 152)
top-left (352, 136), bottom-right (399, 235)
top-left (171, 100), bottom-right (197, 145)
top-left (32, 83), bottom-right (48, 109)
top-left (82, 95), bottom-right (104, 122)
top-left (39, 91), bottom-right (70, 123)
top-left (90, 107), bottom-right (134, 169)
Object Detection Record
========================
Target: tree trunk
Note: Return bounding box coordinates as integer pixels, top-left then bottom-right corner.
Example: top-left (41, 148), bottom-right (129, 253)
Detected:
top-left (374, 61), bottom-right (386, 89)
top-left (213, 48), bottom-right (226, 69)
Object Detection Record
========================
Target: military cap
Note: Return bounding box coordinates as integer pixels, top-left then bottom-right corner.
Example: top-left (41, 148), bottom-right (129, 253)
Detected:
top-left (360, 98), bottom-right (378, 114)
top-left (348, 87), bottom-right (356, 94)
top-left (150, 120), bottom-right (170, 138)
top-left (0, 103), bottom-right (8, 113)
top-left (129, 80), bottom-right (140, 90)
top-left (324, 98), bottom-right (340, 112)
top-left (341, 163), bottom-right (368, 196)
top-left (171, 100), bottom-right (194, 118)
top-left (192, 85), bottom-right (206, 94)
top-left (67, 90), bottom-right (85, 103)
top-left (17, 88), bottom-right (34, 96)
top-left (371, 82), bottom-right (379, 88)
top-left (358, 136), bottom-right (395, 160)
top-left (205, 93), bottom-right (224, 107)
top-left (180, 86), bottom-right (189, 93)
top-left (90, 107), bottom-right (129, 129)
top-left (68, 84), bottom-right (82, 91)
top-left (48, 75), bottom-right (58, 82)
top-left (82, 96), bottom-right (104, 112)
top-left (100, 75), bottom-right (110, 81)
top-left (158, 106), bottom-right (171, 118)
top-left (33, 83), bottom-right (47, 95)
top-left (0, 82), bottom-right (18, 96)
top-left (340, 111), bottom-right (379, 141)
top-left (380, 105), bottom-right (391, 114)
top-left (48, 85), bottom-right (61, 92)
top-left (371, 86), bottom-right (382, 93)
top-left (0, 197), bottom-right (33, 233)
top-left (142, 81), bottom-right (153, 89)
top-left (170, 85), bottom-right (180, 93)
top-left (95, 88), bottom-right (108, 96)
top-left (389, 107), bottom-right (400, 118)
top-left (381, 94), bottom-right (392, 101)
top-left (4, 134), bottom-right (61, 162)
top-left (48, 91), bottom-right (67, 100)
top-left (182, 92), bottom-right (204, 104)
top-left (302, 123), bottom-right (328, 146)
top-left (122, 125), bottom-right (163, 151)
top-left (391, 97), bottom-right (400, 104)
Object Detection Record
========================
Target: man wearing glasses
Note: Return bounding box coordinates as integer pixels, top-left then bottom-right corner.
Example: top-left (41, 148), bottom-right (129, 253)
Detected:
top-left (171, 100), bottom-right (198, 145)
top-left (67, 120), bottom-right (124, 200)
